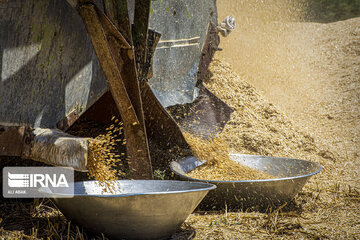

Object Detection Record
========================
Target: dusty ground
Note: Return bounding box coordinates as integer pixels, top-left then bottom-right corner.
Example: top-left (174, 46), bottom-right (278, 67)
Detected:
top-left (1, 4), bottom-right (359, 240)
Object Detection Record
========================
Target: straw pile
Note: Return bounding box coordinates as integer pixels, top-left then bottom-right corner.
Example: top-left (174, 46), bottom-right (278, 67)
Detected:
top-left (202, 59), bottom-right (331, 162)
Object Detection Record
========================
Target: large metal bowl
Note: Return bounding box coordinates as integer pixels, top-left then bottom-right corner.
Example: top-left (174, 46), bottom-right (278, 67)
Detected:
top-left (52, 180), bottom-right (216, 240)
top-left (170, 154), bottom-right (321, 210)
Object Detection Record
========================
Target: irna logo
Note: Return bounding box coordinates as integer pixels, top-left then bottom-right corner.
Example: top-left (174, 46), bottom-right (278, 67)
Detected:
top-left (3, 167), bottom-right (74, 198)
top-left (8, 172), bottom-right (69, 188)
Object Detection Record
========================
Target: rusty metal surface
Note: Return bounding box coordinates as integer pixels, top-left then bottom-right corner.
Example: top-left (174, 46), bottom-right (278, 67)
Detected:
top-left (197, 23), bottom-right (220, 83)
top-left (0, 0), bottom-right (220, 127)
top-left (95, 4), bottom-right (147, 126)
top-left (145, 30), bottom-right (161, 79)
top-left (139, 26), bottom-right (189, 151)
top-left (102, 0), bottom-right (150, 137)
top-left (132, 0), bottom-right (151, 82)
top-left (168, 84), bottom-right (234, 139)
top-left (0, 0), bottom-right (220, 126)
top-left (103, 0), bottom-right (132, 43)
top-left (102, 0), bottom-right (155, 179)
top-left (0, 0), bottom-right (107, 128)
top-left (131, 0), bottom-right (187, 144)
top-left (76, 1), bottom-right (153, 179)
top-left (77, 4), bottom-right (138, 125)
top-left (0, 126), bottom-right (26, 156)
top-left (132, 0), bottom-right (190, 152)
top-left (140, 82), bottom-right (189, 149)
top-left (147, 0), bottom-right (218, 107)
top-left (104, 0), bottom-right (189, 167)
top-left (57, 109), bottom-right (80, 131)
top-left (79, 91), bottom-right (120, 124)
top-left (1, 0), bottom-right (226, 172)
top-left (163, 22), bottom-right (233, 139)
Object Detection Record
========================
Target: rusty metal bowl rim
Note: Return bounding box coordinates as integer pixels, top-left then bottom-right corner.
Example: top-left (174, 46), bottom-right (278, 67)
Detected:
top-left (51, 180), bottom-right (217, 198)
top-left (170, 153), bottom-right (322, 183)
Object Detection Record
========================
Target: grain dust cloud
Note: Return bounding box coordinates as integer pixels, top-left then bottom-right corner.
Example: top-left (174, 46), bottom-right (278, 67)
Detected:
top-left (216, 0), bottom-right (360, 162)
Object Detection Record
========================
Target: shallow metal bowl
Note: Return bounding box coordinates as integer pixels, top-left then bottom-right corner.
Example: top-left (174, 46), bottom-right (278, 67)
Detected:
top-left (52, 180), bottom-right (216, 240)
top-left (170, 154), bottom-right (321, 210)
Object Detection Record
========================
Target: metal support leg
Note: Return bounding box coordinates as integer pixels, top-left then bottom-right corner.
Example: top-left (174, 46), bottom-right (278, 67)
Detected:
top-left (75, 1), bottom-right (153, 179)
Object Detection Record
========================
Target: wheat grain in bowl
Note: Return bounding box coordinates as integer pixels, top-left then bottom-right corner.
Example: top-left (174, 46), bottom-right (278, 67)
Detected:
top-left (183, 132), bottom-right (274, 181)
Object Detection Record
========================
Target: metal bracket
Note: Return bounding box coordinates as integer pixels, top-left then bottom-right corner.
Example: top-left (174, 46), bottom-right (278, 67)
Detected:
top-left (57, 109), bottom-right (79, 131)
top-left (70, 0), bottom-right (153, 179)
top-left (197, 22), bottom-right (220, 83)
top-left (217, 16), bottom-right (236, 37)
top-left (0, 126), bottom-right (27, 156)
top-left (105, 0), bottom-right (190, 162)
